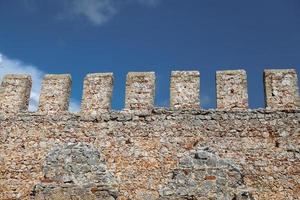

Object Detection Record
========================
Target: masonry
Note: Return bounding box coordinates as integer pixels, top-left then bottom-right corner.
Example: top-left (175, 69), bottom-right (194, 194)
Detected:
top-left (0, 69), bottom-right (299, 200)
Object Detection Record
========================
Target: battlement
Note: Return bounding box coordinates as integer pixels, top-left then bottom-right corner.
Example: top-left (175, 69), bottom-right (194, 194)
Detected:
top-left (0, 69), bottom-right (299, 200)
top-left (0, 69), bottom-right (299, 114)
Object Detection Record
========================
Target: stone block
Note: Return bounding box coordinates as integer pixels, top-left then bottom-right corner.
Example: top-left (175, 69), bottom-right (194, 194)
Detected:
top-left (38, 74), bottom-right (71, 112)
top-left (125, 72), bottom-right (155, 111)
top-left (216, 70), bottom-right (248, 110)
top-left (264, 69), bottom-right (299, 109)
top-left (170, 71), bottom-right (200, 110)
top-left (0, 74), bottom-right (32, 113)
top-left (81, 73), bottom-right (113, 114)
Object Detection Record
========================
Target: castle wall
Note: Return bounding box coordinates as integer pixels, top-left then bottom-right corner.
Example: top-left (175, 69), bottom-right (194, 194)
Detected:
top-left (0, 69), bottom-right (299, 200)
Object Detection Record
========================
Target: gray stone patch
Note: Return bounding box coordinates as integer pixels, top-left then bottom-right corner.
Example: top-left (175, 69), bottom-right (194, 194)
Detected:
top-left (159, 147), bottom-right (254, 200)
top-left (30, 142), bottom-right (118, 200)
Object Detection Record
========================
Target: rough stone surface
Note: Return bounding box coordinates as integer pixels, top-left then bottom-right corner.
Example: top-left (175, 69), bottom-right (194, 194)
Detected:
top-left (170, 71), bottom-right (200, 110)
top-left (81, 73), bottom-right (114, 114)
top-left (0, 74), bottom-right (32, 113)
top-left (0, 69), bottom-right (300, 200)
top-left (30, 143), bottom-right (118, 199)
top-left (38, 74), bottom-right (72, 113)
top-left (125, 72), bottom-right (155, 112)
top-left (0, 109), bottom-right (299, 200)
top-left (264, 69), bottom-right (300, 109)
top-left (217, 70), bottom-right (248, 110)
top-left (159, 147), bottom-right (254, 200)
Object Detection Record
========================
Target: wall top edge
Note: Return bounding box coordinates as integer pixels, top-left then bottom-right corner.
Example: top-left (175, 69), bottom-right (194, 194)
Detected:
top-left (3, 74), bottom-right (32, 79)
top-left (43, 74), bottom-right (72, 79)
top-left (264, 69), bottom-right (296, 73)
top-left (0, 107), bottom-right (299, 118)
top-left (216, 69), bottom-right (246, 74)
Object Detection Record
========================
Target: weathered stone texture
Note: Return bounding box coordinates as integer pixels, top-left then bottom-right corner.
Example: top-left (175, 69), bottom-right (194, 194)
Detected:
top-left (159, 147), bottom-right (253, 199)
top-left (0, 109), bottom-right (299, 200)
top-left (0, 74), bottom-right (32, 113)
top-left (170, 71), bottom-right (200, 110)
top-left (264, 69), bottom-right (299, 109)
top-left (217, 70), bottom-right (248, 110)
top-left (81, 73), bottom-right (114, 114)
top-left (38, 74), bottom-right (72, 112)
top-left (125, 72), bottom-right (155, 112)
top-left (0, 69), bottom-right (300, 200)
top-left (30, 143), bottom-right (118, 200)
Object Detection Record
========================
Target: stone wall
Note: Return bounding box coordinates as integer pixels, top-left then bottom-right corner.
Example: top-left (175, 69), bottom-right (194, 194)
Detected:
top-left (0, 69), bottom-right (299, 200)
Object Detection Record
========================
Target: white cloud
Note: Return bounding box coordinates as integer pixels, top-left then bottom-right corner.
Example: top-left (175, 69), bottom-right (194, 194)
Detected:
top-left (18, 0), bottom-right (162, 26)
top-left (62, 0), bottom-right (162, 26)
top-left (0, 53), bottom-right (80, 112)
top-left (0, 54), bottom-right (3, 66)
top-left (68, 0), bottom-right (117, 25)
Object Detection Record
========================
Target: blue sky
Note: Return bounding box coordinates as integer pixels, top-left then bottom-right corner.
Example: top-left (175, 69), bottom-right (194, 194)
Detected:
top-left (0, 0), bottom-right (299, 111)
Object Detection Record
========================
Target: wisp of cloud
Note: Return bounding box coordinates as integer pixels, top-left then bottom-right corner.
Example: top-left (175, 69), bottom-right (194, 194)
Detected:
top-left (0, 53), bottom-right (80, 112)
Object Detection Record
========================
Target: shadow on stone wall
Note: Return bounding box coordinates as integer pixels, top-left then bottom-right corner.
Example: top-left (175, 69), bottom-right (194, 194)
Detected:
top-left (29, 143), bottom-right (255, 199)
top-left (159, 147), bottom-right (254, 200)
top-left (30, 143), bottom-right (118, 200)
